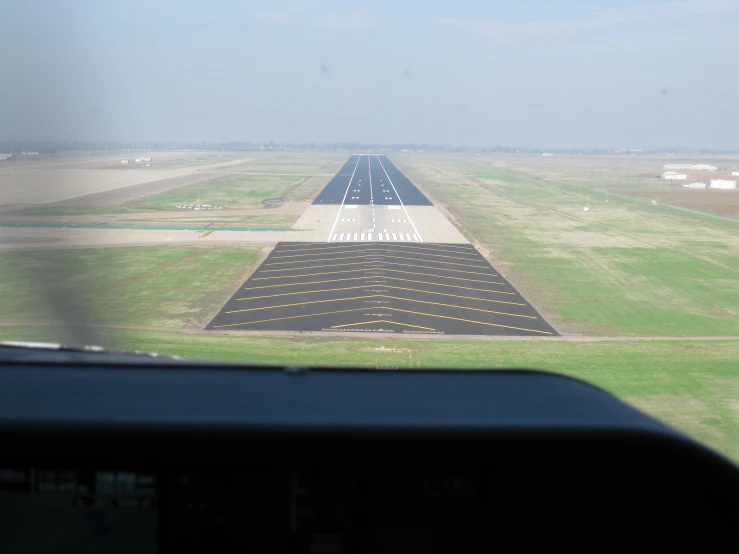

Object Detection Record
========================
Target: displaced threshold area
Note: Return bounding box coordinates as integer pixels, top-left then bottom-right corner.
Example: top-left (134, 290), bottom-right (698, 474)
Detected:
top-left (207, 242), bottom-right (557, 336)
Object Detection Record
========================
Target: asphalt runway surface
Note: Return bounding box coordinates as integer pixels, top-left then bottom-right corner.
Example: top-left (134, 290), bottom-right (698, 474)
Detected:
top-left (315, 154), bottom-right (432, 243)
top-left (312, 154), bottom-right (432, 206)
top-left (207, 242), bottom-right (557, 336)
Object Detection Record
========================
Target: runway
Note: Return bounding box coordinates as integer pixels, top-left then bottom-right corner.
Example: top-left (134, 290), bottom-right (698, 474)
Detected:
top-left (207, 242), bottom-right (557, 336)
top-left (312, 154), bottom-right (433, 243)
top-left (205, 154), bottom-right (556, 336)
top-left (312, 155), bottom-right (432, 207)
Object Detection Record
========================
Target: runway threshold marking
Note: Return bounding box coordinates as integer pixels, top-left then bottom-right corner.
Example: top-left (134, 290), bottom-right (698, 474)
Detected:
top-left (225, 294), bottom-right (535, 319)
top-left (327, 155), bottom-right (362, 242)
top-left (331, 319), bottom-right (436, 331)
top-left (243, 275), bottom-right (516, 294)
top-left (258, 260), bottom-right (500, 277)
top-left (251, 268), bottom-right (507, 285)
top-left (235, 285), bottom-right (526, 306)
top-left (375, 155), bottom-right (423, 242)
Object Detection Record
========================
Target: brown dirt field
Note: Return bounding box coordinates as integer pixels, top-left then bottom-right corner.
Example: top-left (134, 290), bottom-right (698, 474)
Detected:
top-left (628, 188), bottom-right (739, 218)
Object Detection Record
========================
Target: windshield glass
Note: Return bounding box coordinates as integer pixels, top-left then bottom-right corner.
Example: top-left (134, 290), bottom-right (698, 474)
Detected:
top-left (1, 1), bottom-right (738, 462)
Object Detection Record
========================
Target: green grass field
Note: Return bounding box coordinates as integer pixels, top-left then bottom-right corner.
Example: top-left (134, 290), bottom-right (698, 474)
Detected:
top-left (133, 213), bottom-right (296, 225)
top-left (129, 174), bottom-right (301, 210)
top-left (129, 153), bottom-right (346, 210)
top-left (396, 155), bottom-right (739, 337)
top-left (0, 246), bottom-right (260, 329)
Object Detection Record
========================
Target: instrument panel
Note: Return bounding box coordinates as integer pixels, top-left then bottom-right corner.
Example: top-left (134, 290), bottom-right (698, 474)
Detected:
top-left (2, 464), bottom-right (735, 553)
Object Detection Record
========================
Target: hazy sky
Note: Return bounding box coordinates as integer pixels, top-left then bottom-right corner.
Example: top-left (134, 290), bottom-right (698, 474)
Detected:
top-left (2, 0), bottom-right (739, 148)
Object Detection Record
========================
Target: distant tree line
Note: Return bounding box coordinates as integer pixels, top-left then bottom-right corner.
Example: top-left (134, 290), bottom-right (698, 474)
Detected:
top-left (0, 139), bottom-right (737, 156)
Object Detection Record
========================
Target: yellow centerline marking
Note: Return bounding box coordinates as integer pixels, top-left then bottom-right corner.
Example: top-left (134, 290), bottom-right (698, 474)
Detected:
top-left (251, 268), bottom-right (506, 285)
top-left (332, 319), bottom-right (436, 331)
top-left (214, 306), bottom-right (551, 334)
top-left (243, 275), bottom-right (515, 295)
top-left (250, 268), bottom-right (505, 285)
top-left (258, 260), bottom-right (497, 277)
top-left (373, 252), bottom-right (487, 267)
top-left (212, 308), bottom-right (369, 328)
top-left (269, 247), bottom-right (482, 263)
top-left (226, 294), bottom-right (371, 314)
top-left (387, 296), bottom-right (536, 318)
top-left (236, 285), bottom-right (525, 306)
top-left (258, 261), bottom-right (372, 272)
top-left (264, 252), bottom-right (487, 269)
top-left (226, 294), bottom-right (534, 319)
top-left (384, 307), bottom-right (552, 335)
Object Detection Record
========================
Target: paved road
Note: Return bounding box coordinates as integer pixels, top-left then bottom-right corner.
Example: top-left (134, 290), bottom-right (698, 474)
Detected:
top-left (207, 242), bottom-right (557, 336)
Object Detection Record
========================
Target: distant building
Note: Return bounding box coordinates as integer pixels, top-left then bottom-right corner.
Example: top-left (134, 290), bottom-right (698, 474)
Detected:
top-left (663, 163), bottom-right (717, 172)
top-left (710, 179), bottom-right (737, 189)
top-left (121, 160), bottom-right (129, 164)
top-left (542, 152), bottom-right (553, 157)
top-left (683, 182), bottom-right (706, 188)
top-left (0, 153), bottom-right (11, 160)
top-left (662, 171), bottom-right (687, 180)
top-left (732, 171), bottom-right (739, 177)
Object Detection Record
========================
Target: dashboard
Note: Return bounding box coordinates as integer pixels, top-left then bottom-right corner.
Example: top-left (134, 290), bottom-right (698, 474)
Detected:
top-left (2, 461), bottom-right (736, 553)
top-left (1, 357), bottom-right (738, 552)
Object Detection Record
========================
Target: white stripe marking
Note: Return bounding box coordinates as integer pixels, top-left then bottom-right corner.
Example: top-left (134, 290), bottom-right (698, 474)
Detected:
top-left (392, 233), bottom-right (398, 241)
top-left (332, 233), bottom-right (338, 241)
top-left (374, 155), bottom-right (423, 242)
top-left (361, 233), bottom-right (366, 241)
top-left (327, 155), bottom-right (362, 242)
top-left (339, 233), bottom-right (344, 240)
top-left (413, 233), bottom-right (420, 241)
top-left (354, 233), bottom-right (359, 241)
